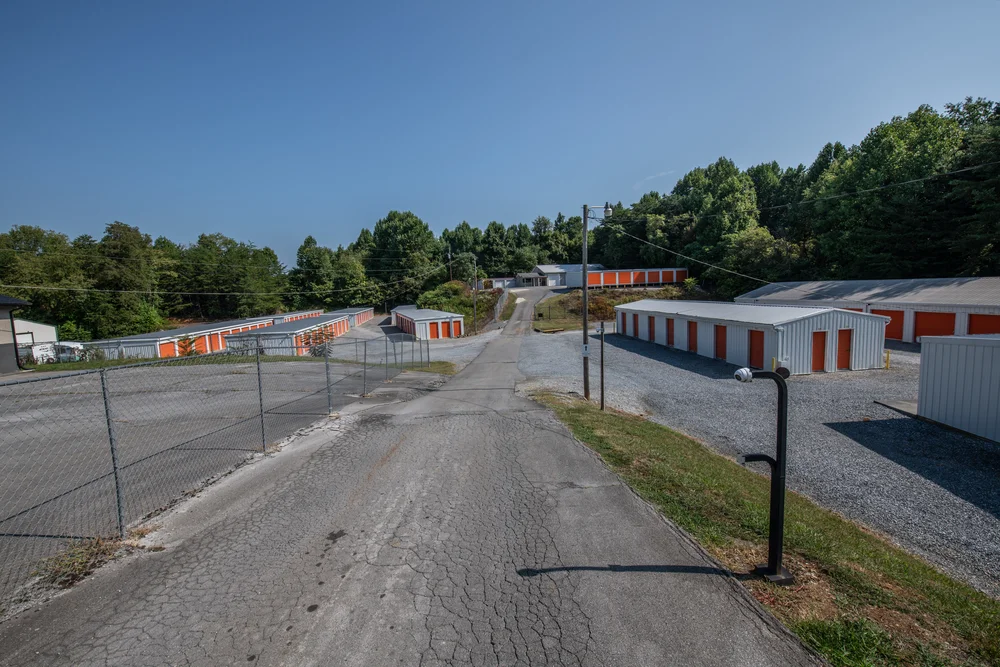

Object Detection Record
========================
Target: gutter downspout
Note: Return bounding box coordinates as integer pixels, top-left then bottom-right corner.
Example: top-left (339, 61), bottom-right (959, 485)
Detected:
top-left (9, 309), bottom-right (26, 370)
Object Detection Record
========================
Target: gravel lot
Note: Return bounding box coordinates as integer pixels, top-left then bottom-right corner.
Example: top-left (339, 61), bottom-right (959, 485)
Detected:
top-left (518, 330), bottom-right (1000, 598)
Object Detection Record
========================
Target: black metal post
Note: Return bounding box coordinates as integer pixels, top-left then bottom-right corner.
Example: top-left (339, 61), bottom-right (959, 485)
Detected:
top-left (99, 369), bottom-right (126, 539)
top-left (737, 368), bottom-right (793, 585)
top-left (600, 322), bottom-right (605, 411)
top-left (582, 204), bottom-right (590, 400)
top-left (385, 336), bottom-right (389, 381)
top-left (425, 339), bottom-right (430, 366)
top-left (256, 337), bottom-right (266, 451)
top-left (362, 342), bottom-right (368, 397)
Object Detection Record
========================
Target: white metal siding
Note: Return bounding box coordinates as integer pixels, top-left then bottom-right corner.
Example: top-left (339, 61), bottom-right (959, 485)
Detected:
top-left (919, 336), bottom-right (1000, 442)
top-left (697, 323), bottom-right (713, 358)
top-left (654, 315), bottom-right (667, 346)
top-left (565, 272), bottom-right (581, 288)
top-left (777, 311), bottom-right (885, 375)
top-left (674, 317), bottom-right (688, 350)
top-left (725, 324), bottom-right (750, 367)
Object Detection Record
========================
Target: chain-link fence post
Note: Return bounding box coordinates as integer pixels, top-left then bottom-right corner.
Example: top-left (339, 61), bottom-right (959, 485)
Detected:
top-left (426, 339), bottom-right (431, 366)
top-left (391, 335), bottom-right (398, 368)
top-left (362, 341), bottom-right (368, 396)
top-left (99, 369), bottom-right (126, 539)
top-left (419, 337), bottom-right (423, 366)
top-left (355, 339), bottom-right (359, 362)
top-left (411, 339), bottom-right (415, 366)
top-left (256, 335), bottom-right (266, 451)
top-left (325, 343), bottom-right (333, 415)
top-left (384, 336), bottom-right (389, 381)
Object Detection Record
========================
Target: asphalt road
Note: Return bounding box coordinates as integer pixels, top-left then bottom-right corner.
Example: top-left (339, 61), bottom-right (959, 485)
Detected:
top-left (0, 291), bottom-right (818, 666)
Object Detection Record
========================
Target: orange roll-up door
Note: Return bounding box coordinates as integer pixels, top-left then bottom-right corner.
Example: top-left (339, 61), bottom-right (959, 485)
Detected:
top-left (620, 311), bottom-right (626, 334)
top-left (666, 318), bottom-right (674, 346)
top-left (871, 309), bottom-right (903, 340)
top-left (603, 271), bottom-right (617, 286)
top-left (662, 270), bottom-right (674, 283)
top-left (454, 321), bottom-right (461, 336)
top-left (688, 321), bottom-right (697, 352)
top-left (633, 271), bottom-right (645, 285)
top-left (648, 316), bottom-right (655, 342)
top-left (812, 331), bottom-right (826, 372)
top-left (837, 329), bottom-right (852, 370)
top-left (914, 311), bottom-right (956, 339)
top-left (442, 321), bottom-right (451, 338)
top-left (632, 313), bottom-right (639, 337)
top-left (714, 325), bottom-right (726, 359)
top-left (647, 270), bottom-right (660, 283)
top-left (588, 272), bottom-right (601, 286)
top-left (158, 342), bottom-right (175, 358)
top-left (969, 314), bottom-right (1000, 334)
top-left (430, 322), bottom-right (439, 339)
top-left (749, 330), bottom-right (764, 369)
top-left (618, 271), bottom-right (631, 285)
top-left (676, 269), bottom-right (688, 282)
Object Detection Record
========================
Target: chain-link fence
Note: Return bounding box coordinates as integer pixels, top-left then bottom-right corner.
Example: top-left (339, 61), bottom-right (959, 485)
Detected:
top-left (0, 334), bottom-right (429, 602)
top-left (493, 288), bottom-right (510, 321)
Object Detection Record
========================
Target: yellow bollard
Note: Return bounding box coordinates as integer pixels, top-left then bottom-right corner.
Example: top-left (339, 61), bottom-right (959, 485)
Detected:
top-left (772, 357), bottom-right (776, 371)
top-left (885, 349), bottom-right (891, 369)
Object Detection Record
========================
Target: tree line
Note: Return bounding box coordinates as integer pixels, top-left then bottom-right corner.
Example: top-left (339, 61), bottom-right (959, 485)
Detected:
top-left (1, 97), bottom-right (996, 340)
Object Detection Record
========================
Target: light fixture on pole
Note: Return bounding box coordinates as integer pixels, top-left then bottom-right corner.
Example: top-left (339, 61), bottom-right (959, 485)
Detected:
top-left (581, 201), bottom-right (613, 400)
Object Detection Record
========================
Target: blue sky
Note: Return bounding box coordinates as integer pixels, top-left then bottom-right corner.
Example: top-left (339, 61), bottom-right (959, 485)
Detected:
top-left (2, 0), bottom-right (999, 266)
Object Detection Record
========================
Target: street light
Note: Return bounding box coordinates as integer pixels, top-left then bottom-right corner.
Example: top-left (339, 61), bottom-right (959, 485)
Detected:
top-left (734, 365), bottom-right (795, 585)
top-left (581, 201), bottom-right (613, 400)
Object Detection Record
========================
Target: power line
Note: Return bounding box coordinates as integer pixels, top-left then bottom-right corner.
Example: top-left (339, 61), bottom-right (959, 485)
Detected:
top-left (0, 261), bottom-right (453, 297)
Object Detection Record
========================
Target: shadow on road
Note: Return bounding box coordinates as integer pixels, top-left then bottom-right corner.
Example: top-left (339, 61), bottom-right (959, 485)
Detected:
top-left (517, 564), bottom-right (728, 577)
top-left (600, 333), bottom-right (736, 380)
top-left (824, 418), bottom-right (1000, 520)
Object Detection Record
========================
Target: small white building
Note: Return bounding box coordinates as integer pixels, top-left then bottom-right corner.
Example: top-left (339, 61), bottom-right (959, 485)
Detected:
top-left (614, 300), bottom-right (889, 375)
top-left (391, 306), bottom-right (464, 339)
top-left (918, 334), bottom-right (1000, 442)
top-left (13, 318), bottom-right (58, 346)
top-left (736, 277), bottom-right (1000, 343)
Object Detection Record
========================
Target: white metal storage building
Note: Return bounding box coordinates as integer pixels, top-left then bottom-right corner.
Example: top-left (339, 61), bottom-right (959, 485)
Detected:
top-left (918, 335), bottom-right (1000, 442)
top-left (272, 309), bottom-right (324, 324)
top-left (331, 307), bottom-right (375, 327)
top-left (614, 300), bottom-right (889, 375)
top-left (224, 313), bottom-right (350, 356)
top-left (526, 264), bottom-right (606, 287)
top-left (391, 306), bottom-right (463, 339)
top-left (736, 277), bottom-right (1000, 343)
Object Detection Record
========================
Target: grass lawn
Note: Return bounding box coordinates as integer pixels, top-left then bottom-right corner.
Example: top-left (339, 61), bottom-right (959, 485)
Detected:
top-left (402, 360), bottom-right (457, 375)
top-left (536, 392), bottom-right (1000, 667)
top-left (534, 286), bottom-right (689, 333)
top-left (500, 293), bottom-right (518, 321)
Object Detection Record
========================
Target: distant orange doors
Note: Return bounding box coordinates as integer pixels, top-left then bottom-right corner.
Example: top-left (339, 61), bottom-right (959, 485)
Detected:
top-left (714, 325), bottom-right (726, 359)
top-left (588, 272), bottom-right (601, 286)
top-left (633, 313), bottom-right (639, 337)
top-left (837, 329), bottom-right (852, 370)
top-left (430, 322), bottom-right (439, 339)
top-left (442, 321), bottom-right (451, 338)
top-left (872, 309), bottom-right (903, 340)
top-left (648, 316), bottom-right (655, 342)
top-left (812, 331), bottom-right (827, 372)
top-left (969, 314), bottom-right (1000, 335)
top-left (748, 330), bottom-right (764, 369)
top-left (666, 318), bottom-right (675, 346)
top-left (688, 321), bottom-right (698, 353)
top-left (914, 311), bottom-right (956, 339)
top-left (452, 320), bottom-right (462, 336)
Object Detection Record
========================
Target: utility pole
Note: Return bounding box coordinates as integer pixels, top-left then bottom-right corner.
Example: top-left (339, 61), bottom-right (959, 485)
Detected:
top-left (448, 246), bottom-right (453, 281)
top-left (473, 255), bottom-right (478, 335)
top-left (582, 205), bottom-right (590, 400)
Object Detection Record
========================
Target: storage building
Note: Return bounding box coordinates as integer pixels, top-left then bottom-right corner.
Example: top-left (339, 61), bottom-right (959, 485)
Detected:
top-left (523, 264), bottom-right (606, 287)
top-left (736, 277), bottom-right (1000, 343)
top-left (272, 309), bottom-right (324, 324)
top-left (86, 316), bottom-right (276, 359)
top-left (330, 306), bottom-right (375, 327)
top-left (918, 334), bottom-right (1000, 442)
top-left (0, 294), bottom-right (30, 374)
top-left (614, 300), bottom-right (888, 375)
top-left (224, 312), bottom-right (350, 355)
top-left (391, 306), bottom-right (464, 339)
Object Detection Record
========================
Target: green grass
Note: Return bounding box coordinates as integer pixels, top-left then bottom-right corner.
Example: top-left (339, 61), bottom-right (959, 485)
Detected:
top-left (402, 360), bottom-right (457, 375)
top-left (535, 393), bottom-right (1000, 667)
top-left (500, 294), bottom-right (518, 321)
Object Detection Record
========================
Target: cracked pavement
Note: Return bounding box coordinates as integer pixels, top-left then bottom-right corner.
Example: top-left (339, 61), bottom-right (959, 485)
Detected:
top-left (0, 289), bottom-right (818, 666)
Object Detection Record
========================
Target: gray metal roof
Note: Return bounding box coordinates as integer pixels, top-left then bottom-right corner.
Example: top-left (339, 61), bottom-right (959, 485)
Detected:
top-left (330, 307), bottom-right (374, 315)
top-left (0, 294), bottom-right (30, 307)
top-left (615, 299), bottom-right (887, 327)
top-left (920, 333), bottom-right (1000, 345)
top-left (533, 264), bottom-right (605, 274)
top-left (89, 315), bottom-right (276, 343)
top-left (273, 309), bottom-right (324, 320)
top-left (737, 277), bottom-right (1000, 308)
top-left (226, 312), bottom-right (348, 337)
top-left (393, 306), bottom-right (463, 321)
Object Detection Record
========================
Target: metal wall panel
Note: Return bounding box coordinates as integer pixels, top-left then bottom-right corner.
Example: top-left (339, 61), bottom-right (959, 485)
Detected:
top-left (654, 315), bottom-right (667, 346)
top-left (724, 324), bottom-right (750, 367)
top-left (919, 336), bottom-right (1000, 442)
top-left (696, 322), bottom-right (714, 358)
top-left (674, 317), bottom-right (688, 350)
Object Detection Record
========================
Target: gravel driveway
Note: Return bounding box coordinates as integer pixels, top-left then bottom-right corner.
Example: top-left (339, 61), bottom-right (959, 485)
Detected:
top-left (518, 330), bottom-right (1000, 598)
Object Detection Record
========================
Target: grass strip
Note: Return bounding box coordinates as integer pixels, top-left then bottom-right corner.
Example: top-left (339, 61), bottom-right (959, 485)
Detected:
top-left (535, 392), bottom-right (999, 667)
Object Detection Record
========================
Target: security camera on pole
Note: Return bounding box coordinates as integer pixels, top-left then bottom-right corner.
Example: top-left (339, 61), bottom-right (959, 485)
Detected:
top-left (581, 202), bottom-right (613, 400)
